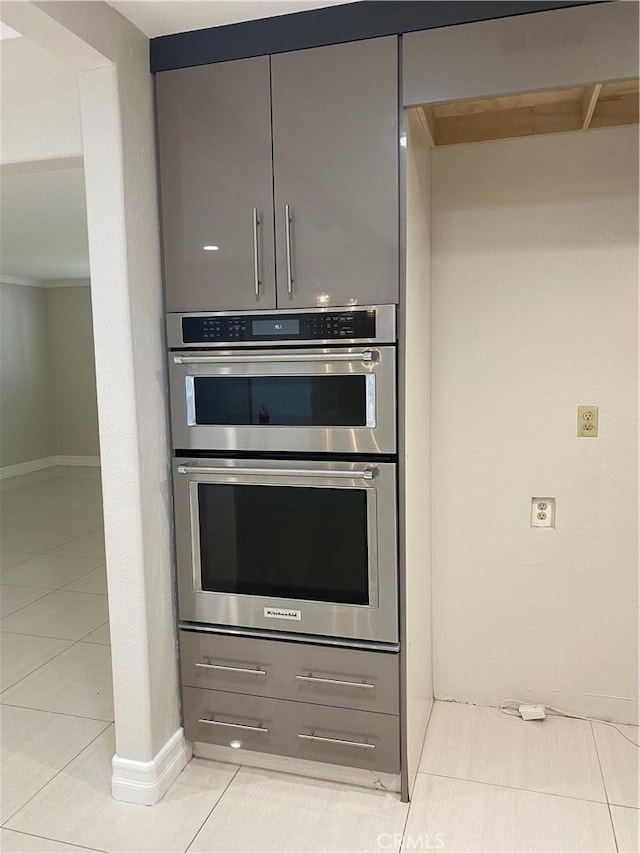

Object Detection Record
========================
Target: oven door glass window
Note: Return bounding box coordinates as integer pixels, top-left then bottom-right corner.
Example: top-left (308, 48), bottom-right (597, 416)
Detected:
top-left (197, 483), bottom-right (370, 605)
top-left (190, 375), bottom-right (373, 427)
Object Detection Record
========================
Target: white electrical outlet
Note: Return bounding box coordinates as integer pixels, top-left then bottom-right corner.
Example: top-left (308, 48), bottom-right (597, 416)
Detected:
top-left (578, 406), bottom-right (599, 437)
top-left (531, 497), bottom-right (556, 528)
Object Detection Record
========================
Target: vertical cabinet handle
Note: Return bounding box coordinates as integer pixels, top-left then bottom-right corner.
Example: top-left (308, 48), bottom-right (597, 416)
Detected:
top-left (252, 207), bottom-right (261, 297)
top-left (284, 203), bottom-right (294, 294)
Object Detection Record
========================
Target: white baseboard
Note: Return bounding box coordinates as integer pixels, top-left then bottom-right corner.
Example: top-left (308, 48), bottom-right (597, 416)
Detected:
top-left (0, 457), bottom-right (57, 480)
top-left (56, 455), bottom-right (101, 467)
top-left (111, 728), bottom-right (191, 806)
top-left (0, 455), bottom-right (100, 480)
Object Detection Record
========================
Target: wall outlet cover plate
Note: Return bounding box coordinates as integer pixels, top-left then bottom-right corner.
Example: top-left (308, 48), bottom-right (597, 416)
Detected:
top-left (531, 498), bottom-right (556, 528)
top-left (578, 405), bottom-right (599, 437)
top-left (519, 704), bottom-right (546, 721)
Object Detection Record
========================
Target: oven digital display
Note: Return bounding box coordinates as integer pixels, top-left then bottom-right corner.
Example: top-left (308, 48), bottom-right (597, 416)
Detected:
top-left (252, 318), bottom-right (300, 337)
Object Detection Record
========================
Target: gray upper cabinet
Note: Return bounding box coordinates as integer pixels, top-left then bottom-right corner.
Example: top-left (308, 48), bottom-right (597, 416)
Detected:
top-left (271, 38), bottom-right (399, 308)
top-left (156, 57), bottom-right (276, 312)
top-left (156, 38), bottom-right (399, 312)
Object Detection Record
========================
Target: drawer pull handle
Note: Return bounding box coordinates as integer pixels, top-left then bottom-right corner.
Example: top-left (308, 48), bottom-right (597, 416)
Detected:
top-left (295, 674), bottom-right (374, 689)
top-left (199, 718), bottom-right (269, 733)
top-left (195, 662), bottom-right (266, 676)
top-left (298, 733), bottom-right (376, 750)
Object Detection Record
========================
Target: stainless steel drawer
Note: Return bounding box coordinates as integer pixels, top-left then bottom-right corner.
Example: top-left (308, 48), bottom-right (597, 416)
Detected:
top-left (183, 686), bottom-right (400, 773)
top-left (180, 630), bottom-right (399, 714)
top-left (180, 631), bottom-right (278, 696)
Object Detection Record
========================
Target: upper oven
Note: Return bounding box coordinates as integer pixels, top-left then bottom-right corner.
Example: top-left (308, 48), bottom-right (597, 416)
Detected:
top-left (167, 306), bottom-right (396, 456)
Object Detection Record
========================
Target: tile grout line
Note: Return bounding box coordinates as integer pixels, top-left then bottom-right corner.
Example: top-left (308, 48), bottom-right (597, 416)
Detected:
top-left (184, 764), bottom-right (242, 852)
top-left (590, 719), bottom-right (620, 851)
top-left (1, 827), bottom-right (107, 853)
top-left (0, 633), bottom-right (75, 693)
top-left (1, 548), bottom-right (108, 667)
top-left (1, 477), bottom-right (112, 849)
top-left (4, 557), bottom-right (106, 583)
top-left (1, 490), bottom-right (104, 561)
top-left (1, 527), bottom-right (105, 618)
top-left (398, 792), bottom-right (413, 853)
top-left (399, 705), bottom-right (437, 852)
top-left (0, 527), bottom-right (102, 559)
top-left (0, 587), bottom-right (52, 619)
top-left (0, 699), bottom-right (113, 724)
top-left (2, 722), bottom-right (112, 830)
top-left (416, 769), bottom-right (612, 807)
top-left (57, 588), bottom-right (108, 597)
top-left (0, 619), bottom-right (110, 696)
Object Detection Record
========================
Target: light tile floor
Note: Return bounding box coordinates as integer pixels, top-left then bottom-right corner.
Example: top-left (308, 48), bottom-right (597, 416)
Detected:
top-left (1, 469), bottom-right (638, 852)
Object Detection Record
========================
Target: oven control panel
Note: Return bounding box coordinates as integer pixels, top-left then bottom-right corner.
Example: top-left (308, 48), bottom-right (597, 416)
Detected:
top-left (180, 309), bottom-right (378, 345)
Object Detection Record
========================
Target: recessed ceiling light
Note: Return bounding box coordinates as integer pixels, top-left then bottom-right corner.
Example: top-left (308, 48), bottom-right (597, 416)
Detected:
top-left (202, 245), bottom-right (219, 251)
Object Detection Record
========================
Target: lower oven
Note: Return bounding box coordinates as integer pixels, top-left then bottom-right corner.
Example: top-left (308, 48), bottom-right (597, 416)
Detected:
top-left (173, 457), bottom-right (398, 644)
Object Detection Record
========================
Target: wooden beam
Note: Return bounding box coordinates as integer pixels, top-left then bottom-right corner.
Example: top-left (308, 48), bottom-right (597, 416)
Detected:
top-left (590, 90), bottom-right (639, 129)
top-left (601, 79), bottom-right (640, 99)
top-left (435, 100), bottom-right (583, 146)
top-left (419, 78), bottom-right (637, 147)
top-left (418, 106), bottom-right (437, 148)
top-left (433, 87), bottom-right (585, 118)
top-left (582, 83), bottom-right (602, 129)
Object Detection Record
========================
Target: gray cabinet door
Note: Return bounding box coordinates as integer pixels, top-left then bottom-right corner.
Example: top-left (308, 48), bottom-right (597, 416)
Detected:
top-left (271, 37), bottom-right (399, 309)
top-left (156, 57), bottom-right (276, 312)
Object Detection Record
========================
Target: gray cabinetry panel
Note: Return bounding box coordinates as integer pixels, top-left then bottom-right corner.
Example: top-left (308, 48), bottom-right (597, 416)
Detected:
top-left (271, 37), bottom-right (399, 309)
top-left (184, 686), bottom-right (400, 773)
top-left (180, 630), bottom-right (399, 714)
top-left (156, 57), bottom-right (276, 312)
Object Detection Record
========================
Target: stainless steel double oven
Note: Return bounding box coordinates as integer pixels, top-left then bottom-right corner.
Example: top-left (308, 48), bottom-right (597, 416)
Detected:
top-left (168, 305), bottom-right (398, 645)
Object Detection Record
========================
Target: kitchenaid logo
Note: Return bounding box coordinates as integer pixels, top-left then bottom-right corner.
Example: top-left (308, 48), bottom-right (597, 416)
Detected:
top-left (264, 607), bottom-right (301, 621)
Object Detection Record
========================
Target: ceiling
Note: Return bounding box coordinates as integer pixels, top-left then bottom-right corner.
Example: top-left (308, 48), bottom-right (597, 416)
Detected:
top-left (0, 166), bottom-right (89, 280)
top-left (107, 1), bottom-right (355, 38)
top-left (0, 2), bottom-right (353, 281)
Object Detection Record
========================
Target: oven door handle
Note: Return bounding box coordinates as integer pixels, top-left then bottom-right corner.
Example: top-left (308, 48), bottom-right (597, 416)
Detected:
top-left (177, 465), bottom-right (377, 480)
top-left (172, 351), bottom-right (379, 365)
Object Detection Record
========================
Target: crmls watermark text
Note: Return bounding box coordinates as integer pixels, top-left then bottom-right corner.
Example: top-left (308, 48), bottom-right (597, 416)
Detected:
top-left (378, 832), bottom-right (445, 851)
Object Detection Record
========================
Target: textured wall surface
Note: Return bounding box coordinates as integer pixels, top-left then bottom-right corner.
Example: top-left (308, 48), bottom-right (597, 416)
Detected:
top-left (431, 125), bottom-right (639, 724)
top-left (45, 283), bottom-right (99, 457)
top-left (402, 110), bottom-right (434, 796)
top-left (0, 281), bottom-right (99, 466)
top-left (0, 35), bottom-right (82, 164)
top-left (0, 283), bottom-right (55, 466)
top-left (0, 0), bottom-right (181, 778)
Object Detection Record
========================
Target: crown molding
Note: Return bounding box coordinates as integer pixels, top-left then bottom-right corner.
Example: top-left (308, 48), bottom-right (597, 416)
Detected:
top-left (1, 276), bottom-right (90, 289)
top-left (0, 275), bottom-right (42, 288)
top-left (0, 157), bottom-right (84, 175)
top-left (41, 278), bottom-right (91, 288)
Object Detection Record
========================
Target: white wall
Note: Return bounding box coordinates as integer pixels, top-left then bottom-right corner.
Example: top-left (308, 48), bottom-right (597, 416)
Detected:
top-left (0, 35), bottom-right (82, 164)
top-left (0, 280), bottom-right (99, 469)
top-left (0, 1), bottom-right (184, 800)
top-left (0, 167), bottom-right (90, 279)
top-left (431, 125), bottom-right (639, 725)
top-left (45, 282), bottom-right (99, 458)
top-left (0, 282), bottom-right (55, 466)
top-left (402, 110), bottom-right (433, 796)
